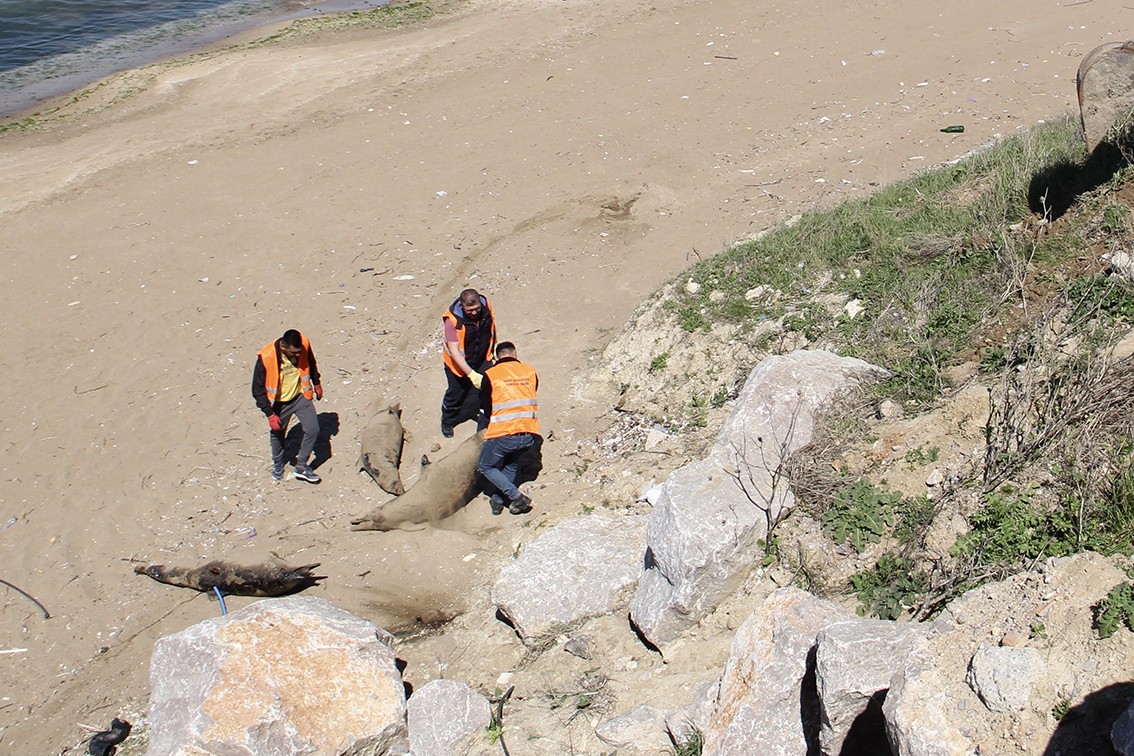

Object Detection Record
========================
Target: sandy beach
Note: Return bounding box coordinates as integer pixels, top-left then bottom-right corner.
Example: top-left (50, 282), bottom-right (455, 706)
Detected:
top-left (0, 0), bottom-right (1123, 751)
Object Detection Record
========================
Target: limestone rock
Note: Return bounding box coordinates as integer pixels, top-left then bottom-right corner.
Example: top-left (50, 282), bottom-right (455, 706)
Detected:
top-left (147, 596), bottom-right (407, 756)
top-left (1077, 41), bottom-right (1134, 153)
top-left (630, 350), bottom-right (885, 648)
top-left (1112, 698), bottom-right (1134, 755)
top-left (492, 513), bottom-right (647, 646)
top-left (966, 645), bottom-right (1047, 713)
top-left (407, 680), bottom-right (490, 756)
top-left (702, 587), bottom-right (850, 755)
top-left (815, 618), bottom-right (928, 755)
top-left (594, 704), bottom-right (670, 752)
top-left (664, 678), bottom-right (720, 744)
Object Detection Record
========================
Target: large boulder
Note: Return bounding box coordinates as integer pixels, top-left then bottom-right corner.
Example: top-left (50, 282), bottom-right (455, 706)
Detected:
top-left (814, 618), bottom-right (928, 755)
top-left (492, 513), bottom-right (647, 646)
top-left (702, 587), bottom-right (850, 755)
top-left (1077, 41), bottom-right (1134, 152)
top-left (630, 350), bottom-right (885, 648)
top-left (147, 596), bottom-right (408, 756)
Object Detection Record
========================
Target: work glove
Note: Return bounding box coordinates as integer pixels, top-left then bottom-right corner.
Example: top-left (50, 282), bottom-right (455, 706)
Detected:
top-left (268, 414), bottom-right (282, 432)
top-left (468, 371), bottom-right (483, 389)
top-left (314, 384), bottom-right (324, 401)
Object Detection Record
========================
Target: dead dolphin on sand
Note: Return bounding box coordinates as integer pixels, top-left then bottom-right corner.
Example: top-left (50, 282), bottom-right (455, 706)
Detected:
top-left (134, 560), bottom-right (325, 596)
top-left (351, 430), bottom-right (484, 531)
top-left (358, 400), bottom-right (406, 495)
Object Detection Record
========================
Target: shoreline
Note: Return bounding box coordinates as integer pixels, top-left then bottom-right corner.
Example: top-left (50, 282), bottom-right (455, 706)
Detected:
top-left (0, 0), bottom-right (456, 125)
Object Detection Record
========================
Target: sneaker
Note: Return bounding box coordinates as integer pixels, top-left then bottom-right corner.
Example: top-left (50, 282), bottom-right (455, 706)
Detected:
top-left (441, 423), bottom-right (455, 438)
top-left (489, 494), bottom-right (506, 516)
top-left (293, 464), bottom-right (321, 484)
top-left (509, 494), bottom-right (533, 515)
top-left (271, 462), bottom-right (285, 481)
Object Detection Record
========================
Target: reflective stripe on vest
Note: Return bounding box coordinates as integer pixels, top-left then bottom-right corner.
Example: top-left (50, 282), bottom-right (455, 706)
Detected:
top-left (258, 333), bottom-right (314, 404)
top-left (484, 361), bottom-right (539, 439)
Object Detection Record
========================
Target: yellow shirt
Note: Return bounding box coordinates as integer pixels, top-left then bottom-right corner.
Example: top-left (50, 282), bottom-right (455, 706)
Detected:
top-left (277, 356), bottom-right (301, 403)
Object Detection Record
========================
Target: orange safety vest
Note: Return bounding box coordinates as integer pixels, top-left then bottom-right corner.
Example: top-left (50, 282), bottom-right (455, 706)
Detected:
top-left (484, 360), bottom-right (539, 439)
top-left (258, 333), bottom-right (315, 405)
top-left (442, 296), bottom-right (496, 375)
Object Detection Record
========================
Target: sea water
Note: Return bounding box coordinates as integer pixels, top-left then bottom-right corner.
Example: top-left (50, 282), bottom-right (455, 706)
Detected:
top-left (0, 0), bottom-right (385, 118)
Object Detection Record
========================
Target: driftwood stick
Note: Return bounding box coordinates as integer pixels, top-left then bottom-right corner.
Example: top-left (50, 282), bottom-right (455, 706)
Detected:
top-left (0, 577), bottom-right (51, 619)
top-left (493, 685), bottom-right (515, 756)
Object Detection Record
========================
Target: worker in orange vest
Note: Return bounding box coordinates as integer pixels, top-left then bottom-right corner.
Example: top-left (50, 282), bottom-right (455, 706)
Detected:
top-left (441, 288), bottom-right (497, 437)
top-left (477, 341), bottom-right (538, 515)
top-left (252, 329), bottom-right (323, 483)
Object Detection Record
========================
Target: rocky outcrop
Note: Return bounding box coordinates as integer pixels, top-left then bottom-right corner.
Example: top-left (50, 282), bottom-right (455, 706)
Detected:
top-left (630, 350), bottom-right (886, 648)
top-left (884, 552), bottom-right (1134, 755)
top-left (703, 587), bottom-right (851, 755)
top-left (407, 680), bottom-right (490, 756)
top-left (492, 513), bottom-right (647, 646)
top-left (146, 596), bottom-right (407, 756)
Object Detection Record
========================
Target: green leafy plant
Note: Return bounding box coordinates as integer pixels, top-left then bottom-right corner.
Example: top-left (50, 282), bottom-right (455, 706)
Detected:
top-left (1094, 582), bottom-right (1134, 639)
top-left (1029, 621), bottom-right (1048, 640)
top-left (951, 484), bottom-right (1060, 568)
top-left (649, 353), bottom-right (670, 373)
top-left (849, 552), bottom-right (928, 620)
top-left (1052, 697), bottom-right (1073, 721)
top-left (979, 345), bottom-right (1009, 374)
top-left (821, 479), bottom-right (901, 553)
top-left (904, 446), bottom-right (940, 467)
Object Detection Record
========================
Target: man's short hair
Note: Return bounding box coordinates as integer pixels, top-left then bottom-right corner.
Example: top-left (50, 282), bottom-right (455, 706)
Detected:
top-left (281, 329), bottom-right (304, 349)
top-left (496, 341), bottom-right (516, 356)
top-left (460, 288), bottom-right (481, 303)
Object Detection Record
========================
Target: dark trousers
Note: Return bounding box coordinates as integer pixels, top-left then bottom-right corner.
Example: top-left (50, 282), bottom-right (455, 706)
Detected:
top-left (270, 396), bottom-right (320, 466)
top-left (441, 368), bottom-right (485, 430)
top-left (477, 432), bottom-right (537, 501)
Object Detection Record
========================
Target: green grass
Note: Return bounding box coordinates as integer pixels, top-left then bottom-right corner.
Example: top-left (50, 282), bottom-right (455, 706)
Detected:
top-left (668, 116), bottom-right (1096, 406)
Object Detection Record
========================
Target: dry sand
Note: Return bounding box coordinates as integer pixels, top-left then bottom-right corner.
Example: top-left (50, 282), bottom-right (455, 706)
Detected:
top-left (0, 0), bottom-right (1122, 751)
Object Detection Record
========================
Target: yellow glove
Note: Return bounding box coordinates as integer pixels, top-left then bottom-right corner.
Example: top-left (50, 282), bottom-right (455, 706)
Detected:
top-left (468, 371), bottom-right (484, 389)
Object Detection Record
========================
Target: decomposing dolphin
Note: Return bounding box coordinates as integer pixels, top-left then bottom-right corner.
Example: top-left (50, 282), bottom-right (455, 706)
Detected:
top-left (351, 430), bottom-right (485, 531)
top-left (134, 560), bottom-right (325, 597)
top-left (358, 400), bottom-right (406, 495)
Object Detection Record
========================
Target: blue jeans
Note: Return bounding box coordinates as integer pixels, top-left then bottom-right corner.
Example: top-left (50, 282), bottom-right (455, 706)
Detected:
top-left (477, 433), bottom-right (536, 501)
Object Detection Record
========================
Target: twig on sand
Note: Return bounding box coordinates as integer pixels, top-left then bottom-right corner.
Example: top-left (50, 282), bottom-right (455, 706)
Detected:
top-left (490, 685), bottom-right (515, 756)
top-left (0, 578), bottom-right (51, 619)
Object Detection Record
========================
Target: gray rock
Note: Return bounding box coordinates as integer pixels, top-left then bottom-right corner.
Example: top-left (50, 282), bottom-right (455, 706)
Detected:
top-left (1112, 699), bottom-right (1134, 755)
top-left (1110, 250), bottom-right (1134, 281)
top-left (594, 704), bottom-right (670, 752)
top-left (883, 640), bottom-right (978, 756)
top-left (815, 618), bottom-right (928, 755)
top-left (703, 587), bottom-right (850, 755)
top-left (966, 644), bottom-right (1046, 713)
top-left (1077, 41), bottom-right (1134, 152)
top-left (664, 678), bottom-right (720, 744)
top-left (146, 596), bottom-right (407, 756)
top-left (492, 513), bottom-right (647, 646)
top-left (630, 351), bottom-right (886, 648)
top-left (407, 680), bottom-right (490, 756)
